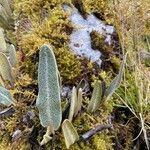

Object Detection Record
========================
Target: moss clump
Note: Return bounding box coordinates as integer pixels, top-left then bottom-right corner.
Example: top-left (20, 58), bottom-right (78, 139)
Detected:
top-left (0, 104), bottom-right (30, 150)
top-left (1, 0), bottom-right (118, 149)
top-left (13, 0), bottom-right (81, 83)
top-left (90, 31), bottom-right (121, 71)
top-left (82, 0), bottom-right (114, 24)
top-left (52, 108), bottom-right (113, 150)
top-left (90, 31), bottom-right (113, 55)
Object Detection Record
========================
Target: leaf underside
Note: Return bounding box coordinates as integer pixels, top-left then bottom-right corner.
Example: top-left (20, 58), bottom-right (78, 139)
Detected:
top-left (87, 80), bottom-right (102, 112)
top-left (62, 119), bottom-right (79, 149)
top-left (36, 44), bottom-right (62, 129)
top-left (69, 86), bottom-right (77, 122)
top-left (0, 52), bottom-right (14, 85)
top-left (0, 27), bottom-right (6, 52)
top-left (0, 86), bottom-right (13, 106)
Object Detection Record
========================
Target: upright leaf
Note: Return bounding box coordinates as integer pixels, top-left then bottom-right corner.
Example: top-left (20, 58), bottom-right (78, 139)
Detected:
top-left (87, 80), bottom-right (102, 112)
top-left (36, 44), bottom-right (62, 130)
top-left (74, 88), bottom-right (83, 116)
top-left (0, 4), bottom-right (11, 29)
top-left (7, 44), bottom-right (17, 67)
top-left (68, 86), bottom-right (77, 122)
top-left (0, 52), bottom-right (14, 85)
top-left (0, 27), bottom-right (6, 52)
top-left (62, 119), bottom-right (79, 149)
top-left (105, 55), bottom-right (126, 99)
top-left (0, 0), bottom-right (12, 17)
top-left (0, 86), bottom-right (13, 106)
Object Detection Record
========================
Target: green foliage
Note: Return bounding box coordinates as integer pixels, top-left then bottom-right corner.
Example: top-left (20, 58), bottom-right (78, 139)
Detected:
top-left (0, 27), bottom-right (7, 52)
top-left (7, 44), bottom-right (17, 67)
top-left (0, 0), bottom-right (13, 29)
top-left (0, 52), bottom-right (14, 85)
top-left (0, 0), bottom-right (134, 149)
top-left (0, 28), bottom-right (16, 86)
top-left (87, 80), bottom-right (103, 112)
top-left (74, 88), bottom-right (83, 116)
top-left (69, 86), bottom-right (77, 122)
top-left (62, 119), bottom-right (79, 149)
top-left (13, 0), bottom-right (81, 83)
top-left (105, 55), bottom-right (126, 99)
top-left (69, 87), bottom-right (83, 121)
top-left (36, 44), bottom-right (62, 129)
top-left (0, 85), bottom-right (13, 106)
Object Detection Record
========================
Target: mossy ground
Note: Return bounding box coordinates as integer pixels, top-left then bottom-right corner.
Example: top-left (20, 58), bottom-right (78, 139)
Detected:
top-left (0, 0), bottom-right (150, 149)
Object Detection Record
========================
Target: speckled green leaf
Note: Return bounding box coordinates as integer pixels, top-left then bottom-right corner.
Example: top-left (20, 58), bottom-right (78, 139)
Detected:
top-left (0, 86), bottom-right (13, 106)
top-left (7, 44), bottom-right (17, 67)
top-left (0, 0), bottom-right (12, 16)
top-left (0, 27), bottom-right (6, 52)
top-left (36, 44), bottom-right (62, 129)
top-left (105, 55), bottom-right (126, 99)
top-left (0, 4), bottom-right (11, 29)
top-left (74, 88), bottom-right (83, 116)
top-left (62, 119), bottom-right (79, 149)
top-left (87, 80), bottom-right (102, 112)
top-left (0, 52), bottom-right (14, 85)
top-left (69, 86), bottom-right (77, 122)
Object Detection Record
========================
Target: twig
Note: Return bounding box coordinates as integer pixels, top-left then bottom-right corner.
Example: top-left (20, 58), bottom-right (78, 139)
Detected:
top-left (0, 107), bottom-right (15, 118)
top-left (79, 124), bottom-right (112, 141)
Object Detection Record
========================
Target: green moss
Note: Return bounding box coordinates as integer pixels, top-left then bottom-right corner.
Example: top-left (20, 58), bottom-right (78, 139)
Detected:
top-left (0, 103), bottom-right (30, 149)
top-left (1, 0), bottom-right (117, 149)
top-left (13, 0), bottom-right (81, 83)
top-left (90, 31), bottom-right (113, 54)
top-left (52, 110), bottom-right (113, 150)
top-left (82, 0), bottom-right (114, 24)
top-left (110, 56), bottom-right (120, 70)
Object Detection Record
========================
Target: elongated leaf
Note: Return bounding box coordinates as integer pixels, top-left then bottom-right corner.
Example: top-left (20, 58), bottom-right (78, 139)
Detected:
top-left (0, 86), bottom-right (13, 106)
top-left (146, 36), bottom-right (150, 52)
top-left (0, 4), bottom-right (12, 29)
top-left (36, 44), bottom-right (62, 129)
top-left (0, 52), bottom-right (14, 85)
top-left (68, 86), bottom-right (77, 122)
top-left (62, 119), bottom-right (79, 149)
top-left (0, 75), bottom-right (4, 86)
top-left (105, 55), bottom-right (126, 99)
top-left (0, 27), bottom-right (6, 52)
top-left (0, 0), bottom-right (12, 16)
top-left (87, 80), bottom-right (102, 112)
top-left (7, 44), bottom-right (17, 67)
top-left (74, 88), bottom-right (83, 116)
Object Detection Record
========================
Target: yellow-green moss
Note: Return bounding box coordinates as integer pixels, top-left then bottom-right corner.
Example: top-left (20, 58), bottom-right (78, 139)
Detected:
top-left (82, 0), bottom-right (114, 24)
top-left (90, 31), bottom-right (113, 54)
top-left (13, 0), bottom-right (81, 83)
top-left (0, 0), bottom-right (119, 149)
top-left (51, 105), bottom-right (113, 150)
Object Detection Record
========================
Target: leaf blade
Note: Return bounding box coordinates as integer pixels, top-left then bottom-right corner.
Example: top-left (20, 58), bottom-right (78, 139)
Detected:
top-left (0, 86), bottom-right (13, 106)
top-left (0, 52), bottom-right (14, 85)
top-left (68, 86), bottom-right (77, 122)
top-left (0, 27), bottom-right (6, 52)
top-left (105, 55), bottom-right (126, 99)
top-left (87, 80), bottom-right (102, 112)
top-left (62, 119), bottom-right (79, 149)
top-left (36, 44), bottom-right (62, 130)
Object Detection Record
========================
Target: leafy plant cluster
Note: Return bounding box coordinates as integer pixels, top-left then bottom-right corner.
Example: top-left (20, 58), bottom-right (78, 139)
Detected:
top-left (1, 0), bottom-right (150, 149)
top-left (0, 43), bottom-right (125, 148)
